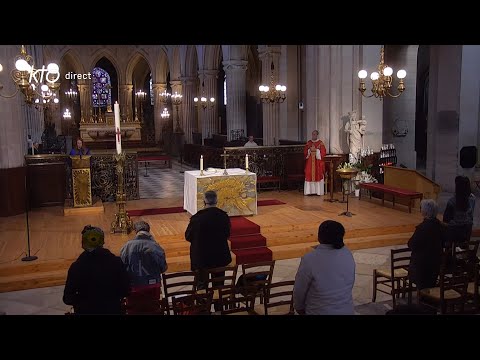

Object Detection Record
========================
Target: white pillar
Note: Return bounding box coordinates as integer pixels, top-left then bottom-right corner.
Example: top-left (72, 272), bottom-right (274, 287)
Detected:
top-left (198, 70), bottom-right (218, 142)
top-left (152, 82), bottom-right (167, 143)
top-left (223, 60), bottom-right (248, 140)
top-left (180, 77), bottom-right (196, 144)
top-left (118, 84), bottom-right (134, 122)
top-left (259, 47), bottom-right (281, 146)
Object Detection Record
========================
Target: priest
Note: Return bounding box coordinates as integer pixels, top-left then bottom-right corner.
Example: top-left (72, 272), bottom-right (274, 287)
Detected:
top-left (304, 130), bottom-right (327, 195)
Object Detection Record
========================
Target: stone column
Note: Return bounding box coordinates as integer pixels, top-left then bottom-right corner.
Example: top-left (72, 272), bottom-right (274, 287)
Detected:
top-left (223, 60), bottom-right (248, 141)
top-left (180, 77), bottom-right (197, 144)
top-left (259, 47), bottom-right (281, 146)
top-left (0, 45), bottom-right (28, 216)
top-left (198, 69), bottom-right (219, 142)
top-left (119, 84), bottom-right (134, 122)
top-left (328, 45), bottom-right (342, 154)
top-left (152, 83), bottom-right (167, 143)
top-left (77, 84), bottom-right (92, 122)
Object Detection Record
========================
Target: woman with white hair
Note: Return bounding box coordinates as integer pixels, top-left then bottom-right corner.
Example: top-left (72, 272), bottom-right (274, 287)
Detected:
top-left (407, 199), bottom-right (447, 290)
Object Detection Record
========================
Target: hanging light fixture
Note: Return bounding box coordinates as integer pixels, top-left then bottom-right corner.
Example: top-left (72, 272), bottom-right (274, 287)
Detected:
top-left (194, 81), bottom-right (215, 109)
top-left (0, 46), bottom-right (60, 107)
top-left (259, 61), bottom-right (286, 104)
top-left (358, 46), bottom-right (406, 99)
top-left (160, 108), bottom-right (170, 119)
top-left (63, 109), bottom-right (72, 119)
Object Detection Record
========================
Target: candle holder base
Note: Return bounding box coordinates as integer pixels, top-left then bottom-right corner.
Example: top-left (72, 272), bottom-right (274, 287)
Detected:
top-left (339, 211), bottom-right (355, 217)
top-left (324, 198), bottom-right (339, 203)
top-left (111, 152), bottom-right (133, 235)
top-left (245, 167), bottom-right (249, 174)
top-left (223, 169), bottom-right (229, 176)
top-left (200, 170), bottom-right (204, 176)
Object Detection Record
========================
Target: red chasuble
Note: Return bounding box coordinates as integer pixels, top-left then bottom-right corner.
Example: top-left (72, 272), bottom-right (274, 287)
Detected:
top-left (304, 140), bottom-right (327, 182)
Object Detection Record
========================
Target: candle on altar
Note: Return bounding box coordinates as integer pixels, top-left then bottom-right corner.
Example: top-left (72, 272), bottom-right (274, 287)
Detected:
top-left (245, 154), bottom-right (249, 169)
top-left (200, 155), bottom-right (203, 171)
top-left (114, 102), bottom-right (122, 155)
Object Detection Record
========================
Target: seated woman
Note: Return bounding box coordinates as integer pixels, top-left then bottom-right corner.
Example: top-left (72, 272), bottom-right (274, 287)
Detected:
top-left (408, 199), bottom-right (446, 290)
top-left (293, 220), bottom-right (355, 315)
top-left (70, 137), bottom-right (90, 156)
top-left (443, 175), bottom-right (475, 246)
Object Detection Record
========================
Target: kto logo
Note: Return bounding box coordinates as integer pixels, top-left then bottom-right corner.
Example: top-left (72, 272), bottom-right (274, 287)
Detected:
top-left (28, 64), bottom-right (60, 85)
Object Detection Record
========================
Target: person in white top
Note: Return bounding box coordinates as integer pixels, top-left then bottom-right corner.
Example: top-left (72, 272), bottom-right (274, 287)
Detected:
top-left (244, 135), bottom-right (258, 147)
top-left (293, 220), bottom-right (356, 315)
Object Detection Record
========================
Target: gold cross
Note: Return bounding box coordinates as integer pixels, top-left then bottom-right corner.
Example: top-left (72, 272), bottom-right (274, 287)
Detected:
top-left (220, 150), bottom-right (230, 175)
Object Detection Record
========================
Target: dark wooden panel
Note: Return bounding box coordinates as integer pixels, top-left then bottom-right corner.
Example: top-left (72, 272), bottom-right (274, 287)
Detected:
top-left (0, 167), bottom-right (26, 217)
top-left (27, 163), bottom-right (66, 207)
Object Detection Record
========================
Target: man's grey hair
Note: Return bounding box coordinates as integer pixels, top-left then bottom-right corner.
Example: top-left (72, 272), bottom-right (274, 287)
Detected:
top-left (134, 220), bottom-right (150, 233)
top-left (420, 199), bottom-right (438, 219)
top-left (204, 190), bottom-right (218, 206)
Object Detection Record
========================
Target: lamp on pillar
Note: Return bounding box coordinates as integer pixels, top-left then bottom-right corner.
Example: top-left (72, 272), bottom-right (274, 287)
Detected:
top-left (171, 92), bottom-right (183, 133)
top-left (0, 45), bottom-right (60, 110)
top-left (194, 81), bottom-right (215, 110)
top-left (159, 89), bottom-right (171, 105)
top-left (135, 89), bottom-right (146, 123)
top-left (358, 46), bottom-right (406, 99)
top-left (259, 62), bottom-right (286, 104)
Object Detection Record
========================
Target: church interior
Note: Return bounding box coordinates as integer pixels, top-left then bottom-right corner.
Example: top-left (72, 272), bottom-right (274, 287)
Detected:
top-left (0, 44), bottom-right (479, 315)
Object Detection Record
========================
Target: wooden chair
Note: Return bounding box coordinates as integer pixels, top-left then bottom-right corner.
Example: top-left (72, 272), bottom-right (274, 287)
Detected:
top-left (417, 252), bottom-right (470, 314)
top-left (172, 292), bottom-right (213, 315)
top-left (161, 271), bottom-right (198, 314)
top-left (238, 260), bottom-right (276, 304)
top-left (217, 287), bottom-right (256, 315)
top-left (372, 248), bottom-right (414, 308)
top-left (254, 280), bottom-right (295, 315)
top-left (123, 283), bottom-right (168, 315)
top-left (455, 241), bottom-right (480, 312)
top-left (196, 265), bottom-right (238, 311)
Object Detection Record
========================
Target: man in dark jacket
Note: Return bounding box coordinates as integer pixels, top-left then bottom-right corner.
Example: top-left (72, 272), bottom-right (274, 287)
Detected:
top-left (63, 225), bottom-right (130, 314)
top-left (185, 190), bottom-right (232, 289)
top-left (408, 199), bottom-right (446, 290)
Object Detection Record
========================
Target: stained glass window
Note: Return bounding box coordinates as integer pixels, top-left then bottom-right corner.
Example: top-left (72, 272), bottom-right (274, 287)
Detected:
top-left (149, 74), bottom-right (154, 105)
top-left (91, 67), bottom-right (112, 107)
top-left (224, 75), bottom-right (227, 105)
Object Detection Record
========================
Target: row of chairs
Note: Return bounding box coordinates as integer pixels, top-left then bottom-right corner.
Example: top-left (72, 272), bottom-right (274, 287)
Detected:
top-left (372, 240), bottom-right (480, 314)
top-left (124, 260), bottom-right (296, 315)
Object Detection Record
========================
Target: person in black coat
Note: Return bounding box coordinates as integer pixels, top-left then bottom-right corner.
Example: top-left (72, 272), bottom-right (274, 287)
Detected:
top-left (185, 190), bottom-right (232, 288)
top-left (408, 199), bottom-right (446, 290)
top-left (63, 225), bottom-right (130, 314)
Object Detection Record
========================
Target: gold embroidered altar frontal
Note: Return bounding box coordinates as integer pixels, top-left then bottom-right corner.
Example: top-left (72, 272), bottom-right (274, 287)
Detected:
top-left (71, 155), bottom-right (93, 207)
top-left (184, 168), bottom-right (257, 216)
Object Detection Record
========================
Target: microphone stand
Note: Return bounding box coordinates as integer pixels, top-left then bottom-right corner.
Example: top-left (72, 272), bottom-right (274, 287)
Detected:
top-left (22, 173), bottom-right (38, 262)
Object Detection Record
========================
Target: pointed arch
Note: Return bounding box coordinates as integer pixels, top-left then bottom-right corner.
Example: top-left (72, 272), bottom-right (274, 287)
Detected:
top-left (89, 48), bottom-right (124, 84)
top-left (155, 48), bottom-right (170, 84)
top-left (126, 51), bottom-right (154, 85)
top-left (204, 45), bottom-right (222, 70)
top-left (185, 45), bottom-right (198, 78)
top-left (170, 46), bottom-right (181, 80)
top-left (59, 49), bottom-right (86, 82)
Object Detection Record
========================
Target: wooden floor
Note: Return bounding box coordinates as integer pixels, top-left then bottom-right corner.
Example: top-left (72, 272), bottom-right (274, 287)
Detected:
top-left (0, 190), bottom-right (424, 292)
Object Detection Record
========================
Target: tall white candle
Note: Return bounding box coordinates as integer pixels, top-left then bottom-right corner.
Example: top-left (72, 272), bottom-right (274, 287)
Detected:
top-left (200, 155), bottom-right (203, 171)
top-left (114, 101), bottom-right (122, 155)
top-left (245, 154), bottom-right (249, 169)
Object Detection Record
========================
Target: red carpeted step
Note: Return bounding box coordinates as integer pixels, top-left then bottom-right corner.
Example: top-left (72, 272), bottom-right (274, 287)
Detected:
top-left (230, 234), bottom-right (266, 250)
top-left (230, 217), bottom-right (260, 236)
top-left (233, 247), bottom-right (273, 264)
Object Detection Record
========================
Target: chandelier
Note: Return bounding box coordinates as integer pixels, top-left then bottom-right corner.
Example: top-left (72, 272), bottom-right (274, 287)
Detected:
top-left (358, 46), bottom-right (406, 99)
top-left (159, 89), bottom-right (171, 104)
top-left (65, 87), bottom-right (78, 101)
top-left (194, 81), bottom-right (215, 109)
top-left (259, 61), bottom-right (286, 104)
top-left (63, 109), bottom-right (72, 119)
top-left (0, 45), bottom-right (60, 107)
top-left (160, 108), bottom-right (170, 119)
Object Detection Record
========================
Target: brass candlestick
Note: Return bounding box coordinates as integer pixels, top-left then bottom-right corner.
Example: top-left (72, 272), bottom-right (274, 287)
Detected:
top-left (200, 169), bottom-right (204, 176)
top-left (111, 151), bottom-right (133, 234)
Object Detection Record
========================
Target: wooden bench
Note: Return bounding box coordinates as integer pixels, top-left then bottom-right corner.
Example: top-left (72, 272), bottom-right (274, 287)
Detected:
top-left (359, 183), bottom-right (423, 213)
top-left (257, 176), bottom-right (281, 192)
top-left (138, 155), bottom-right (172, 176)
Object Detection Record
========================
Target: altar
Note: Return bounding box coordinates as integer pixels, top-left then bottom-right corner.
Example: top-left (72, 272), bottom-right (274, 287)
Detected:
top-left (79, 111), bottom-right (142, 143)
top-left (184, 168), bottom-right (257, 216)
